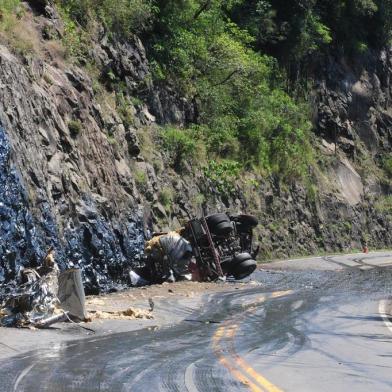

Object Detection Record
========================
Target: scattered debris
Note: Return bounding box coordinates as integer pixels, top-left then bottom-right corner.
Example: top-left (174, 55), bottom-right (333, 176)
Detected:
top-left (129, 270), bottom-right (150, 287)
top-left (184, 319), bottom-right (221, 324)
top-left (58, 268), bottom-right (87, 321)
top-left (148, 297), bottom-right (154, 312)
top-left (34, 311), bottom-right (69, 329)
top-left (0, 249), bottom-right (61, 328)
top-left (88, 307), bottom-right (153, 320)
top-left (0, 212), bottom-right (259, 329)
top-left (0, 249), bottom-right (87, 328)
top-left (86, 298), bottom-right (106, 306)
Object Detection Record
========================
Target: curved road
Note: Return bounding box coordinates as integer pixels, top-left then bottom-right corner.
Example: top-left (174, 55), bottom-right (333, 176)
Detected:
top-left (1, 252), bottom-right (392, 391)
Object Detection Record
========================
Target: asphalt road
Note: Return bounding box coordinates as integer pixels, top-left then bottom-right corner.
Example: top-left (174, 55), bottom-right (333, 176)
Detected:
top-left (1, 252), bottom-right (392, 392)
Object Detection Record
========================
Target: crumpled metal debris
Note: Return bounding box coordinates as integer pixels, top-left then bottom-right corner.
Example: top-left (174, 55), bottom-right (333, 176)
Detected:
top-left (0, 249), bottom-right (62, 328)
top-left (58, 268), bottom-right (87, 321)
top-left (144, 231), bottom-right (193, 283)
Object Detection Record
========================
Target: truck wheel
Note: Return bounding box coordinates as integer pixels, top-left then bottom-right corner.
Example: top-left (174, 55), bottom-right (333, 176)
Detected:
top-left (232, 214), bottom-right (258, 228)
top-left (221, 253), bottom-right (251, 275)
top-left (205, 213), bottom-right (230, 228)
top-left (220, 260), bottom-right (231, 274)
top-left (211, 221), bottom-right (233, 235)
top-left (235, 223), bottom-right (252, 233)
top-left (233, 259), bottom-right (257, 280)
top-left (232, 252), bottom-right (252, 266)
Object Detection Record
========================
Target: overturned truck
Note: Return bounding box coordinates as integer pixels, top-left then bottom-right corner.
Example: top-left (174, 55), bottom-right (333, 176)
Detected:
top-left (143, 213), bottom-right (259, 283)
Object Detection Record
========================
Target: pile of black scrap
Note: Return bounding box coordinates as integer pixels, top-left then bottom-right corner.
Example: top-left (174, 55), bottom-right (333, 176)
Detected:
top-left (0, 249), bottom-right (86, 328)
top-left (0, 248), bottom-right (61, 327)
top-left (1, 124), bottom-right (148, 297)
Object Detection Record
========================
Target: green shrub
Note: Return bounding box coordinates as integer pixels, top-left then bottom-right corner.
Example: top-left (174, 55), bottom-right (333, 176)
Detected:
top-left (0, 0), bottom-right (20, 15)
top-left (56, 4), bottom-right (89, 60)
top-left (57, 0), bottom-right (155, 36)
top-left (134, 169), bottom-right (148, 192)
top-left (383, 156), bottom-right (392, 177)
top-left (239, 88), bottom-right (313, 178)
top-left (149, 2), bottom-right (313, 180)
top-left (116, 93), bottom-right (134, 128)
top-left (191, 192), bottom-right (206, 208)
top-left (375, 195), bottom-right (392, 213)
top-left (68, 120), bottom-right (82, 136)
top-left (306, 183), bottom-right (318, 203)
top-left (107, 135), bottom-right (117, 146)
top-left (158, 188), bottom-right (173, 209)
top-left (0, 0), bottom-right (34, 55)
top-left (203, 159), bottom-right (241, 195)
top-left (161, 127), bottom-right (198, 170)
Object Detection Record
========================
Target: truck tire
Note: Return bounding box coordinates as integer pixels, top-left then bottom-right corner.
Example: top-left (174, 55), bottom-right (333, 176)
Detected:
top-left (206, 213), bottom-right (230, 227)
top-left (212, 221), bottom-right (233, 235)
top-left (232, 252), bottom-right (252, 266)
top-left (233, 258), bottom-right (257, 280)
top-left (233, 214), bottom-right (258, 228)
top-left (220, 252), bottom-right (251, 275)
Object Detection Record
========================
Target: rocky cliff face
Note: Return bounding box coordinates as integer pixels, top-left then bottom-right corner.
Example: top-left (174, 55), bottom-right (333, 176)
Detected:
top-left (0, 4), bottom-right (391, 293)
top-left (0, 43), bottom-right (147, 294)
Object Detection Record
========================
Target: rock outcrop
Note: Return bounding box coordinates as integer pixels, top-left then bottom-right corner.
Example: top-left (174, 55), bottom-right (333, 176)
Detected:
top-left (0, 44), bottom-right (145, 294)
top-left (0, 5), bottom-right (391, 293)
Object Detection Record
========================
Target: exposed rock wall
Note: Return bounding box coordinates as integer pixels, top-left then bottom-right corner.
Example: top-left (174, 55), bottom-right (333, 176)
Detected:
top-left (0, 5), bottom-right (391, 294)
top-left (315, 50), bottom-right (392, 158)
top-left (0, 45), bottom-right (145, 294)
top-left (253, 50), bottom-right (392, 258)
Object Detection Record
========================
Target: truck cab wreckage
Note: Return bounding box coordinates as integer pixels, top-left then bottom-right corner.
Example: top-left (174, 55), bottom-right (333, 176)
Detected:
top-left (143, 213), bottom-right (259, 284)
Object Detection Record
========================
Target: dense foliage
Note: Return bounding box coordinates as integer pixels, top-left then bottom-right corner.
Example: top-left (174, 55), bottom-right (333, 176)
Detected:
top-left (4, 1), bottom-right (392, 182)
top-left (231, 0), bottom-right (392, 81)
top-left (149, 0), bottom-right (315, 178)
top-left (57, 0), bottom-right (155, 35)
top-left (52, 0), bottom-right (315, 179)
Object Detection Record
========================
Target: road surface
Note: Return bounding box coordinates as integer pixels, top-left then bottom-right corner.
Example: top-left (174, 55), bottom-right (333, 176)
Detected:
top-left (0, 251), bottom-right (392, 391)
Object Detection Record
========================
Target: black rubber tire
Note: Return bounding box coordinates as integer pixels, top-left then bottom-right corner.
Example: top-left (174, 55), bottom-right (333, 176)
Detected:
top-left (221, 252), bottom-right (251, 274)
top-left (233, 214), bottom-right (258, 228)
top-left (235, 223), bottom-right (252, 233)
top-left (233, 259), bottom-right (257, 280)
top-left (232, 252), bottom-right (252, 267)
top-left (220, 260), bottom-right (231, 274)
top-left (205, 213), bottom-right (230, 228)
top-left (211, 221), bottom-right (233, 236)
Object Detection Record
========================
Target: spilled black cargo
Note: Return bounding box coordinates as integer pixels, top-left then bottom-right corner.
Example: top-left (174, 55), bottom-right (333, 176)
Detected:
top-left (0, 125), bottom-right (147, 296)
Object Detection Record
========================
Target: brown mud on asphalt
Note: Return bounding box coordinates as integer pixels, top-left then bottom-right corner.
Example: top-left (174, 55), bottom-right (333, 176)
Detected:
top-left (86, 280), bottom-right (255, 314)
top-left (84, 281), bottom-right (252, 321)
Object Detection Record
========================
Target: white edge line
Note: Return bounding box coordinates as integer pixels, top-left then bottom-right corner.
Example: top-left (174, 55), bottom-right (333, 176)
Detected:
top-left (185, 360), bottom-right (203, 392)
top-left (379, 300), bottom-right (392, 334)
top-left (14, 363), bottom-right (35, 392)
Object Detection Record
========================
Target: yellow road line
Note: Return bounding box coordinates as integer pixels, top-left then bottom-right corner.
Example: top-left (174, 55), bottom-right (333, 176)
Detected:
top-left (234, 354), bottom-right (282, 392)
top-left (224, 324), bottom-right (283, 392)
top-left (213, 331), bottom-right (265, 391)
top-left (212, 290), bottom-right (292, 392)
top-left (217, 355), bottom-right (265, 392)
